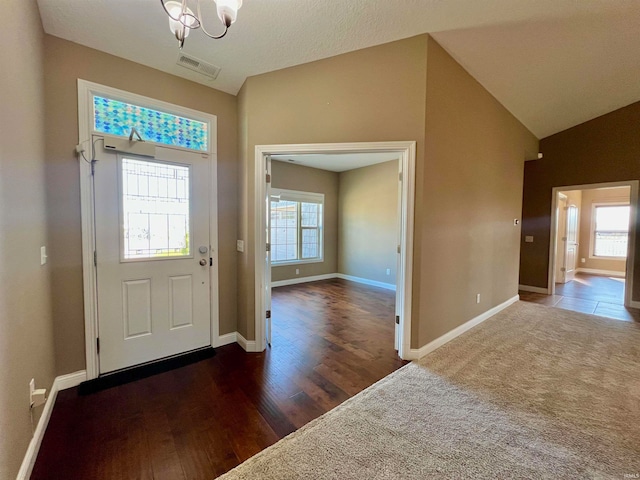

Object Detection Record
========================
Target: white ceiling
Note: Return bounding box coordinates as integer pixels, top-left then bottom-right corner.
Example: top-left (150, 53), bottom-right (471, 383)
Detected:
top-left (37, 0), bottom-right (640, 138)
top-left (272, 153), bottom-right (399, 173)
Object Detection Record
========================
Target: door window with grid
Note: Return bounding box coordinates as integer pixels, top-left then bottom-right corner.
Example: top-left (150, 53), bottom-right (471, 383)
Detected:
top-left (270, 189), bottom-right (323, 264)
top-left (592, 204), bottom-right (630, 258)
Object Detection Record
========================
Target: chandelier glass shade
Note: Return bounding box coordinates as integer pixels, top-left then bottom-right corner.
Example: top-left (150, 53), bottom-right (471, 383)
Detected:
top-left (160, 0), bottom-right (242, 48)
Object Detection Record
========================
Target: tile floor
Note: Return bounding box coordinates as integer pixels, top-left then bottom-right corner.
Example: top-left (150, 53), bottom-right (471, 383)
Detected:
top-left (519, 273), bottom-right (640, 322)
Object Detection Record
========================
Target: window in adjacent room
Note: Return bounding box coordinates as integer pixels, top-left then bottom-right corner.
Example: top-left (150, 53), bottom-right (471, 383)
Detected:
top-left (270, 189), bottom-right (324, 265)
top-left (592, 204), bottom-right (630, 258)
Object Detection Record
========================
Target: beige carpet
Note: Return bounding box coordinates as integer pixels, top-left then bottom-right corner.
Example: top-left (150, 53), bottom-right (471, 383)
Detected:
top-left (218, 302), bottom-right (640, 479)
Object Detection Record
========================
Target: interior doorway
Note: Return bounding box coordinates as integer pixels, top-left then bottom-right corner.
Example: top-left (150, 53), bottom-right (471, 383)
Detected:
top-left (254, 142), bottom-right (416, 360)
top-left (267, 153), bottom-right (400, 357)
top-left (547, 181), bottom-right (639, 318)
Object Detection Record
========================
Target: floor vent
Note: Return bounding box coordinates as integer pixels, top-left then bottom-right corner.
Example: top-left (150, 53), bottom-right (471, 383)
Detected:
top-left (176, 53), bottom-right (221, 80)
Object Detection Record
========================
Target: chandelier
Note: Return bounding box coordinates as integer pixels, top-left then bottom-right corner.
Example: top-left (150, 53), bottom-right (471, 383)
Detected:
top-left (160, 0), bottom-right (243, 48)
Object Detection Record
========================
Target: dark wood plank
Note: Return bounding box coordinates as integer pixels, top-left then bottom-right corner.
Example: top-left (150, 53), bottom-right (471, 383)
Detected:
top-left (32, 278), bottom-right (406, 479)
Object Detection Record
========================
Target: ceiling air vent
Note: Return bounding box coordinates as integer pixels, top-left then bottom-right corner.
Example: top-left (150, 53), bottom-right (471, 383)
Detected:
top-left (176, 53), bottom-right (221, 80)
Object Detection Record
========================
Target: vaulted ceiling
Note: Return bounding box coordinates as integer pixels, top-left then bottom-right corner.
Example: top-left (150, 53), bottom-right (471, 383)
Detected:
top-left (37, 0), bottom-right (640, 138)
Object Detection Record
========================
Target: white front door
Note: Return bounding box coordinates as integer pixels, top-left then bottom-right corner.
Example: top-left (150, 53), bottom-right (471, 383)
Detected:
top-left (94, 140), bottom-right (212, 373)
top-left (564, 204), bottom-right (579, 283)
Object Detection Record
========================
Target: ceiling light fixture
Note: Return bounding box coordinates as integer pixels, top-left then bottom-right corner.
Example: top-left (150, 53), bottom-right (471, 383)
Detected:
top-left (160, 0), bottom-right (242, 48)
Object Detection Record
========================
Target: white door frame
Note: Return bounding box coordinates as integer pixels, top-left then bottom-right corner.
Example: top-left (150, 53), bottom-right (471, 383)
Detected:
top-left (254, 141), bottom-right (416, 359)
top-left (548, 181), bottom-right (638, 308)
top-left (77, 79), bottom-right (220, 380)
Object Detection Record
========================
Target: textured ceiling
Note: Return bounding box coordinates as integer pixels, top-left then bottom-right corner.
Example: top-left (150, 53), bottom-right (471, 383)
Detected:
top-left (37, 0), bottom-right (640, 138)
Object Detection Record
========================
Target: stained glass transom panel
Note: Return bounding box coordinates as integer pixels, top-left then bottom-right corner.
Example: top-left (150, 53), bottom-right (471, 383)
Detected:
top-left (122, 158), bottom-right (191, 260)
top-left (93, 95), bottom-right (208, 151)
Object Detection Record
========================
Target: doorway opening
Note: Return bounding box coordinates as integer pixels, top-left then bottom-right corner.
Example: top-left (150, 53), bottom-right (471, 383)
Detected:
top-left (268, 153), bottom-right (401, 367)
top-left (545, 181), bottom-right (639, 321)
top-left (78, 80), bottom-right (220, 380)
top-left (254, 142), bottom-right (416, 360)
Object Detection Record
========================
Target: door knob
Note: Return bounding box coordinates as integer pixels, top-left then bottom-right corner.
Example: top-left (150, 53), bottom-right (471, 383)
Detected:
top-left (199, 259), bottom-right (207, 266)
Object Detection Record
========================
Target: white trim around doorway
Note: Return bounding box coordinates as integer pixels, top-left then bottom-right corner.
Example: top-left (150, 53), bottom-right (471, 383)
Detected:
top-left (77, 79), bottom-right (220, 380)
top-left (548, 181), bottom-right (638, 308)
top-left (254, 141), bottom-right (416, 360)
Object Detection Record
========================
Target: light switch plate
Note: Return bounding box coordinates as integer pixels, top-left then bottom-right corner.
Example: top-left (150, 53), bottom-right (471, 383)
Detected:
top-left (40, 246), bottom-right (47, 265)
top-left (525, 236), bottom-right (534, 243)
top-left (236, 240), bottom-right (244, 253)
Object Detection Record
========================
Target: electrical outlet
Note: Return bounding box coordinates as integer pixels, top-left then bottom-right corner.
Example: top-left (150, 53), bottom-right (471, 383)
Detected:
top-left (386, 268), bottom-right (391, 275)
top-left (581, 258), bottom-right (586, 263)
top-left (295, 268), bottom-right (300, 275)
top-left (476, 294), bottom-right (481, 304)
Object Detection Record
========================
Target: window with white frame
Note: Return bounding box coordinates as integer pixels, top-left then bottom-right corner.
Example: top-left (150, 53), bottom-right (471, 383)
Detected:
top-left (592, 204), bottom-right (630, 258)
top-left (270, 189), bottom-right (323, 264)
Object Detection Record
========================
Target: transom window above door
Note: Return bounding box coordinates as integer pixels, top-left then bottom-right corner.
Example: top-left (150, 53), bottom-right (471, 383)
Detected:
top-left (270, 189), bottom-right (324, 265)
top-left (93, 95), bottom-right (209, 151)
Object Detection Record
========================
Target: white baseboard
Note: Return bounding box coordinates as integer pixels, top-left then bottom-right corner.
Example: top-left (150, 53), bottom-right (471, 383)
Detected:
top-left (236, 332), bottom-right (258, 352)
top-left (17, 370), bottom-right (87, 480)
top-left (54, 370), bottom-right (87, 391)
top-left (216, 332), bottom-right (237, 347)
top-left (406, 295), bottom-right (520, 360)
top-left (518, 284), bottom-right (549, 294)
top-left (576, 267), bottom-right (625, 277)
top-left (336, 273), bottom-right (396, 291)
top-left (271, 273), bottom-right (337, 288)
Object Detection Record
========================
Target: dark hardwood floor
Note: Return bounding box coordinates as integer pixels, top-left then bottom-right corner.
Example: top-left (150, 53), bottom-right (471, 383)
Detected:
top-left (520, 273), bottom-right (640, 322)
top-left (32, 278), bottom-right (405, 479)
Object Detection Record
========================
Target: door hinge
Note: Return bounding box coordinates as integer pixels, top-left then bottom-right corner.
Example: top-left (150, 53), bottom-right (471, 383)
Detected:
top-left (561, 267), bottom-right (566, 272)
top-left (395, 315), bottom-right (400, 325)
top-left (266, 243), bottom-right (271, 252)
top-left (399, 172), bottom-right (403, 182)
top-left (96, 337), bottom-right (100, 354)
top-left (266, 173), bottom-right (271, 183)
top-left (266, 310), bottom-right (271, 319)
top-left (209, 257), bottom-right (213, 266)
top-left (397, 245), bottom-right (401, 254)
top-left (93, 250), bottom-right (97, 266)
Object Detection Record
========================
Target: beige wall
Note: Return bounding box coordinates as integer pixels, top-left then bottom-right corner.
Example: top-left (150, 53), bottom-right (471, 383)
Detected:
top-left (578, 186), bottom-right (630, 274)
top-left (44, 35), bottom-right (238, 375)
top-left (338, 160), bottom-right (399, 284)
top-left (237, 35), bottom-right (429, 341)
top-left (0, 1), bottom-right (56, 478)
top-left (270, 161), bottom-right (339, 281)
top-left (419, 39), bottom-right (538, 347)
top-left (520, 101), bottom-right (640, 300)
top-left (237, 34), bottom-right (538, 347)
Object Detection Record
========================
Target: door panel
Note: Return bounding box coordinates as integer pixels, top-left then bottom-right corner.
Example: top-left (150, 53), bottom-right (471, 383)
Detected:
top-left (169, 275), bottom-right (194, 329)
top-left (555, 195), bottom-right (568, 283)
top-left (564, 204), bottom-right (579, 283)
top-left (94, 140), bottom-right (211, 373)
